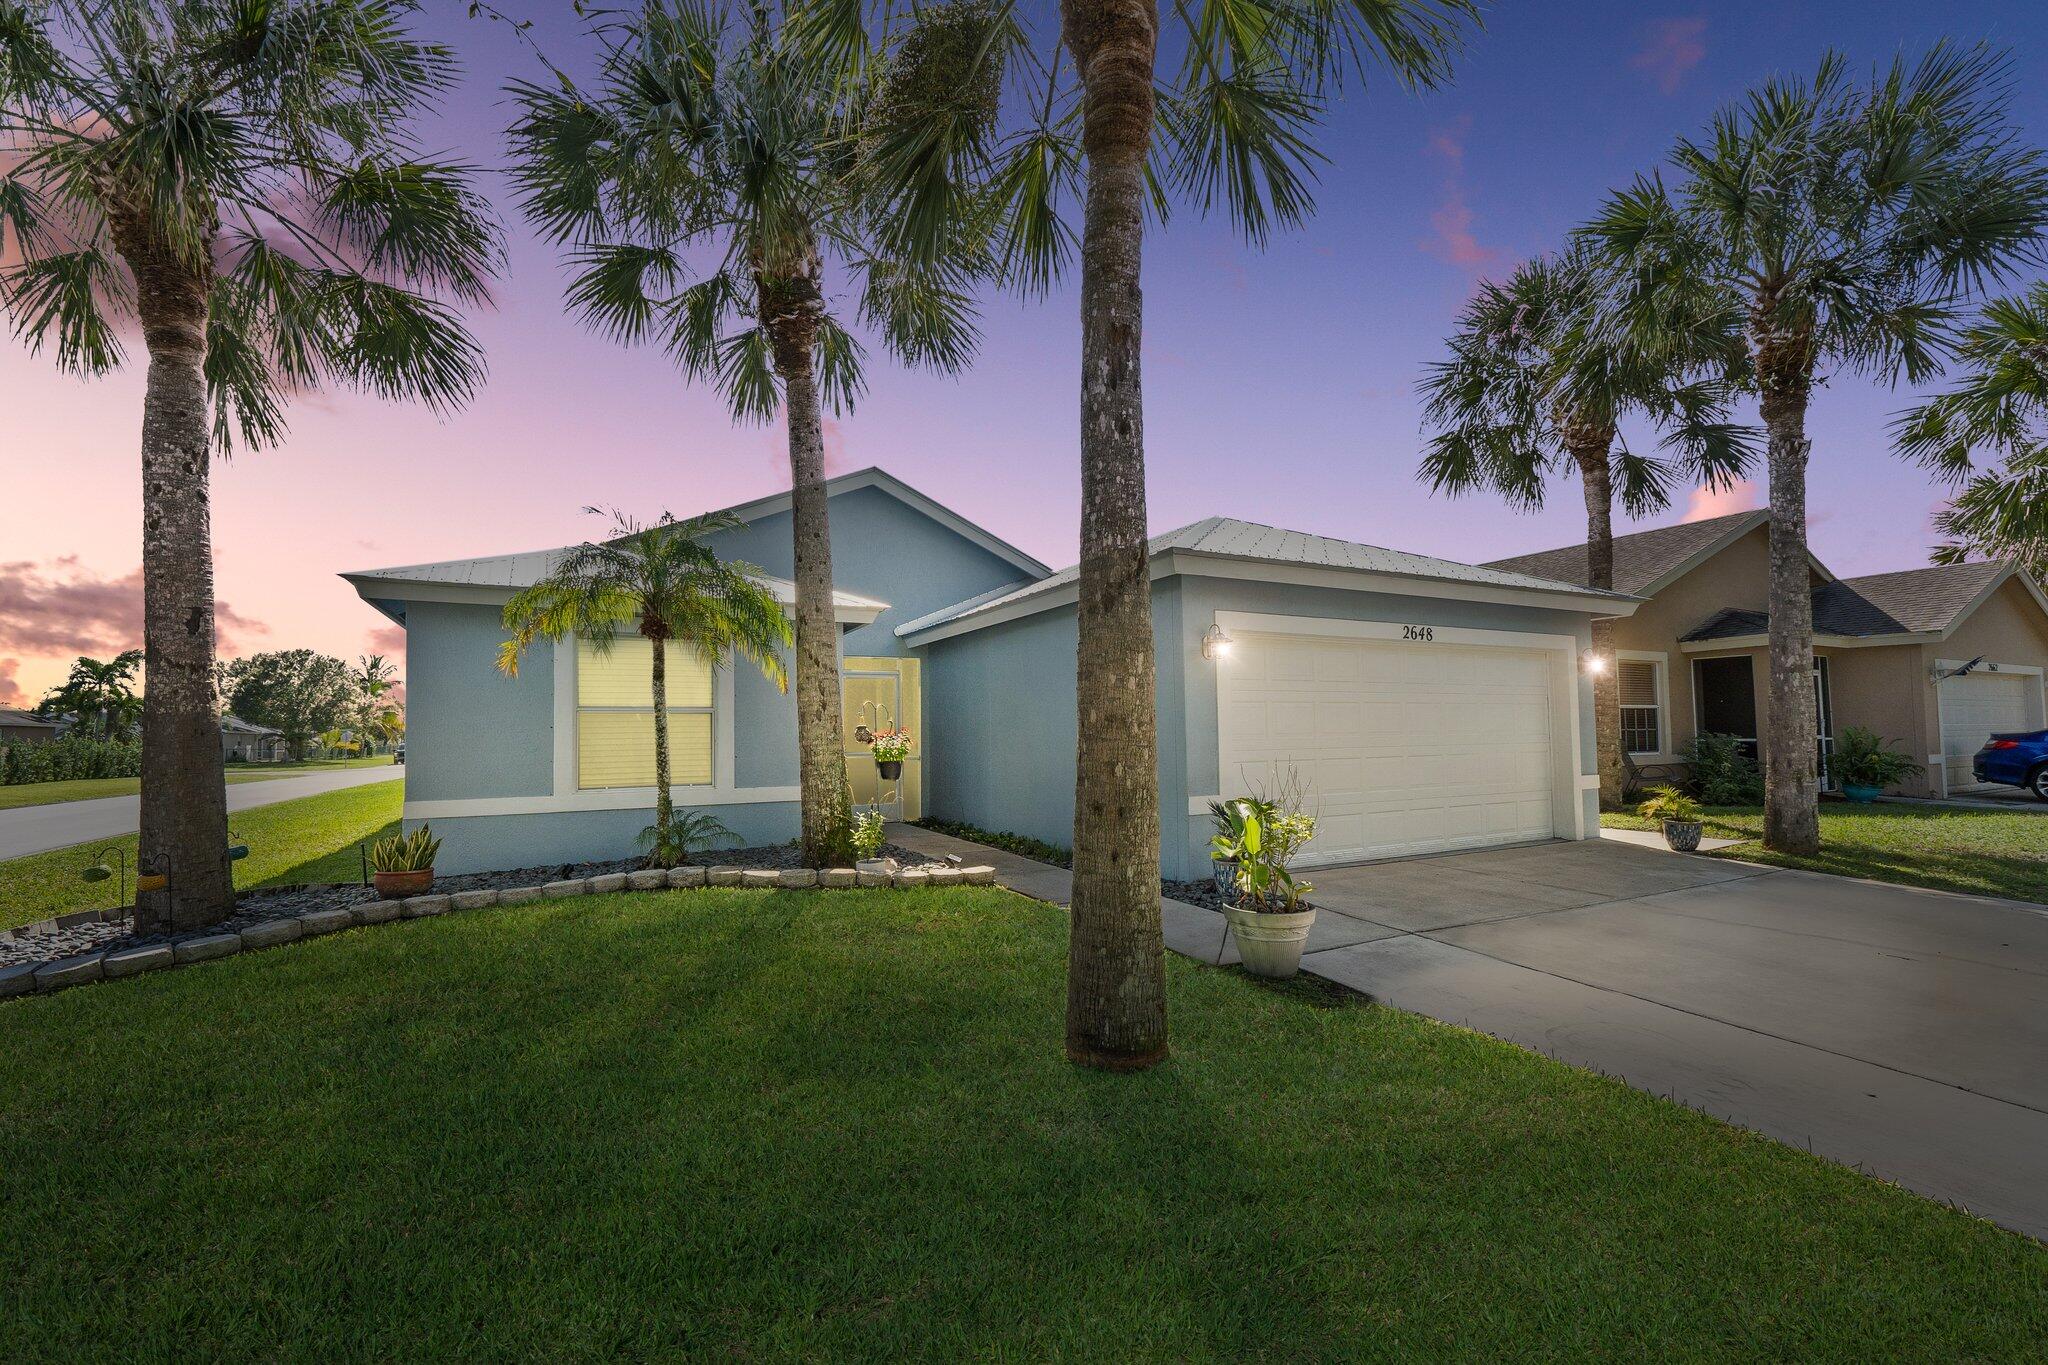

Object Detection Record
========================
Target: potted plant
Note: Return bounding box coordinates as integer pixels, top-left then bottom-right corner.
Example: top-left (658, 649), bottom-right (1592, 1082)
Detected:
top-left (1637, 787), bottom-right (1705, 852)
top-left (1206, 798), bottom-right (1257, 897)
top-left (1829, 726), bottom-right (1924, 803)
top-left (1219, 804), bottom-right (1319, 979)
top-left (870, 728), bottom-right (912, 781)
top-left (368, 825), bottom-right (442, 899)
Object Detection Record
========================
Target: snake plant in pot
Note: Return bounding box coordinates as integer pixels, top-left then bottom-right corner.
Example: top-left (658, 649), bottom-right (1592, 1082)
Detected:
top-left (1219, 802), bottom-right (1319, 978)
top-left (368, 825), bottom-right (442, 899)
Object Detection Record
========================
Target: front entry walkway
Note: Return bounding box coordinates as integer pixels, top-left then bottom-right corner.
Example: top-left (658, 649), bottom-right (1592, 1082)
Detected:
top-left (887, 824), bottom-right (2048, 1242)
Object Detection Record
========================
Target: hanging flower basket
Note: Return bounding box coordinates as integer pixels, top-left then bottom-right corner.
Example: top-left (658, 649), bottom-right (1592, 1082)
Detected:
top-left (869, 728), bottom-right (912, 783)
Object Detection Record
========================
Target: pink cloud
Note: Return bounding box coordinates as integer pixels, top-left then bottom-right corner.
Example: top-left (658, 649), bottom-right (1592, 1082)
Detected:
top-left (1632, 18), bottom-right (1707, 96)
top-left (367, 625), bottom-right (408, 655)
top-left (0, 657), bottom-right (26, 707)
top-left (1421, 118), bottom-right (1503, 273)
top-left (1681, 479), bottom-right (1761, 523)
top-left (0, 557), bottom-right (267, 666)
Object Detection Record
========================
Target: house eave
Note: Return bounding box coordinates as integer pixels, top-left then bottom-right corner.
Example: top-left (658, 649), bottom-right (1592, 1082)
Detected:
top-left (1679, 630), bottom-right (1943, 652)
top-left (340, 573), bottom-right (887, 627)
top-left (899, 550), bottom-right (1641, 647)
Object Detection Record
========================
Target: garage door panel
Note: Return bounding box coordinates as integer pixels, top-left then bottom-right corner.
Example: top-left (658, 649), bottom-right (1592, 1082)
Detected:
top-left (1221, 631), bottom-right (1563, 864)
top-left (1941, 673), bottom-right (2034, 790)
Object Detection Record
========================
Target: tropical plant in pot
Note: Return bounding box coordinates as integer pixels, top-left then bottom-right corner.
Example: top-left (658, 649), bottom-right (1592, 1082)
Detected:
top-left (1206, 798), bottom-right (1257, 897)
top-left (1637, 787), bottom-right (1706, 852)
top-left (369, 826), bottom-right (442, 900)
top-left (870, 729), bottom-right (912, 781)
top-left (1219, 802), bottom-right (1319, 979)
top-left (1828, 727), bottom-right (1924, 803)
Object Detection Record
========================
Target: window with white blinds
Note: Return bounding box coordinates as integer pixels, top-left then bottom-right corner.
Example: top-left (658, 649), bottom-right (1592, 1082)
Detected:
top-left (576, 636), bottom-right (714, 788)
top-left (1618, 658), bottom-right (1664, 756)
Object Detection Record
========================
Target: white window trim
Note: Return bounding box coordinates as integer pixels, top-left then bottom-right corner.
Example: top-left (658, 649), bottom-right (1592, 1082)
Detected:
top-left (1616, 649), bottom-right (1674, 763)
top-left (1206, 610), bottom-right (1590, 846)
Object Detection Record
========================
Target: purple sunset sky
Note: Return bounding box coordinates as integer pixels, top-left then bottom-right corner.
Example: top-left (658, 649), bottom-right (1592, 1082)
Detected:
top-left (4, 0), bottom-right (2044, 705)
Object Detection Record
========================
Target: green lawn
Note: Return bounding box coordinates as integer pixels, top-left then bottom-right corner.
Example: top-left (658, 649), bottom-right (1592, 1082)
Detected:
top-left (1604, 802), bottom-right (2048, 905)
top-left (2, 888), bottom-right (2042, 1359)
top-left (0, 755), bottom-right (395, 812)
top-left (0, 779), bottom-right (401, 930)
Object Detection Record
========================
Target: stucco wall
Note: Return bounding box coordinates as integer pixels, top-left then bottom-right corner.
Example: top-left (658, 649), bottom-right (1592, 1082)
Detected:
top-left (706, 485), bottom-right (1033, 656)
top-left (405, 600), bottom-right (555, 802)
top-left (1822, 644), bottom-right (1933, 794)
top-left (425, 802), bottom-right (802, 876)
top-left (923, 573), bottom-right (1603, 882)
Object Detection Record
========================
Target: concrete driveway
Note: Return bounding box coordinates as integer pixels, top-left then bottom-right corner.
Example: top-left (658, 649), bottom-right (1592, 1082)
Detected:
top-left (1259, 840), bottom-right (2048, 1242)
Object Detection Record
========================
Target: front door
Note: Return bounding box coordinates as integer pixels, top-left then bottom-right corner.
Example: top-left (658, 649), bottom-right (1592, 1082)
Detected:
top-left (1693, 655), bottom-right (1758, 760)
top-left (843, 671), bottom-right (904, 820)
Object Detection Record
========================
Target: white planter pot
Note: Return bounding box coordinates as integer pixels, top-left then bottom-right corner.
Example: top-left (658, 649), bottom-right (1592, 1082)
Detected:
top-left (1221, 904), bottom-right (1318, 979)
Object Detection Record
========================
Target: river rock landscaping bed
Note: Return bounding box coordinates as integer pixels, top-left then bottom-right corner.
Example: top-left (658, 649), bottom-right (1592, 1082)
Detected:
top-left (0, 842), bottom-right (971, 999)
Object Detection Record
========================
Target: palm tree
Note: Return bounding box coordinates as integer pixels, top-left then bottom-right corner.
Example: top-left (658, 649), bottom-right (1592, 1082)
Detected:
top-left (862, 0), bottom-right (1481, 1069)
top-left (1, 1), bottom-right (500, 932)
top-left (498, 509), bottom-right (792, 867)
top-left (1894, 283), bottom-right (2048, 578)
top-left (38, 650), bottom-right (145, 740)
top-left (1583, 47), bottom-right (2048, 855)
top-left (505, 1), bottom-right (989, 867)
top-left (1419, 245), bottom-right (1754, 805)
top-left (350, 654), bottom-right (400, 755)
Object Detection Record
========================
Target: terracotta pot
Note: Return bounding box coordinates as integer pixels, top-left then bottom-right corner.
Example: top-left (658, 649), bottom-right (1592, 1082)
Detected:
top-left (373, 868), bottom-right (433, 900)
top-left (1221, 903), bottom-right (1318, 979)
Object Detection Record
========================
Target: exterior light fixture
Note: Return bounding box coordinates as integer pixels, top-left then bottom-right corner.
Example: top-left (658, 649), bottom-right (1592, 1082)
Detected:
top-left (1202, 625), bottom-right (1235, 661)
top-left (1581, 649), bottom-right (1608, 675)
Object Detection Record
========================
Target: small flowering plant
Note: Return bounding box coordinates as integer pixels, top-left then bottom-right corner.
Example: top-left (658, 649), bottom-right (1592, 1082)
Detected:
top-left (869, 728), bottom-right (913, 763)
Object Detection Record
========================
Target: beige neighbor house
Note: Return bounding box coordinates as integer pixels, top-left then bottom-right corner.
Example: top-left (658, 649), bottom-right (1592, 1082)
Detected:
top-left (1487, 510), bottom-right (2048, 799)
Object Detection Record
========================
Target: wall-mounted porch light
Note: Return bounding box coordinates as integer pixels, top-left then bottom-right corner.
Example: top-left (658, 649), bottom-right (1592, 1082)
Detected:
top-left (1580, 649), bottom-right (1608, 675)
top-left (1202, 625), bottom-right (1235, 661)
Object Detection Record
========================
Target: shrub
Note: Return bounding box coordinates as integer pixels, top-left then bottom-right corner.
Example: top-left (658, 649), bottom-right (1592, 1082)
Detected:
top-left (2, 735), bottom-right (142, 785)
top-left (1830, 727), bottom-right (1924, 790)
top-left (640, 810), bottom-right (739, 868)
top-left (368, 825), bottom-right (442, 873)
top-left (1636, 786), bottom-right (1704, 824)
top-left (1680, 733), bottom-right (1764, 805)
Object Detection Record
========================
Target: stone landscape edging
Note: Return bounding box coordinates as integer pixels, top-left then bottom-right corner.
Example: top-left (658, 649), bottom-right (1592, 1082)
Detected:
top-left (0, 863), bottom-right (998, 1003)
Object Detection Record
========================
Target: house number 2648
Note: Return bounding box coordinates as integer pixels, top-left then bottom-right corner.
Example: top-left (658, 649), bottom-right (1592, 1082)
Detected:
top-left (1402, 625), bottom-right (1435, 641)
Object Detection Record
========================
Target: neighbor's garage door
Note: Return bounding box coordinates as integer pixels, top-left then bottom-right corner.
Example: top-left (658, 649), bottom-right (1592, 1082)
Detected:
top-left (1219, 631), bottom-right (1559, 865)
top-left (1941, 671), bottom-right (2033, 791)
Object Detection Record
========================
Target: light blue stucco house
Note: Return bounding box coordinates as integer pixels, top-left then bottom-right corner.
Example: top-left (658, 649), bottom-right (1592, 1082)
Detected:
top-left (346, 469), bottom-right (1639, 878)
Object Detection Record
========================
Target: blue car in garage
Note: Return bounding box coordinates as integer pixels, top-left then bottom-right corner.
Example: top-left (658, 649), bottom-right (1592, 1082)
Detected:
top-left (1973, 730), bottom-right (2048, 801)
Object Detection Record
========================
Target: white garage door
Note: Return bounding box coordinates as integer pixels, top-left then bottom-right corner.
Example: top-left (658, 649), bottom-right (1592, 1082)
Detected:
top-left (1219, 630), bottom-right (1561, 866)
top-left (1941, 671), bottom-right (2034, 791)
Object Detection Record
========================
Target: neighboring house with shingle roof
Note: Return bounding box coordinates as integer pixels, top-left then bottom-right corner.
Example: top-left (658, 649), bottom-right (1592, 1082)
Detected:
top-left (0, 707), bottom-right (66, 753)
top-left (1486, 515), bottom-right (2048, 798)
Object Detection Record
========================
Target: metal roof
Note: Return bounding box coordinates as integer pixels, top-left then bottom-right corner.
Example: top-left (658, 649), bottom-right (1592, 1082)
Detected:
top-left (898, 516), bottom-right (1636, 639)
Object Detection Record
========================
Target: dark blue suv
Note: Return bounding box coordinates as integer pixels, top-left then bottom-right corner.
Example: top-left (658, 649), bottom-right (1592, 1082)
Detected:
top-left (1973, 729), bottom-right (2048, 801)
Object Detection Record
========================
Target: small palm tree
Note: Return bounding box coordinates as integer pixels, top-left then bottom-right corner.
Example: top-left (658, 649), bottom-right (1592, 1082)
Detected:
top-left (1894, 283), bottom-right (2048, 577)
top-left (1, 1), bottom-right (500, 931)
top-left (1419, 244), bottom-right (1754, 804)
top-left (1584, 46), bottom-right (2048, 855)
top-left (349, 654), bottom-right (401, 755)
top-left (860, 0), bottom-right (1482, 1069)
top-left (498, 510), bottom-right (793, 867)
top-left (39, 650), bottom-right (145, 740)
top-left (505, 1), bottom-right (989, 867)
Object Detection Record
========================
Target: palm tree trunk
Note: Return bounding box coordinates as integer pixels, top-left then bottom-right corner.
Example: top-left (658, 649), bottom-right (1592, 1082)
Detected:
top-left (1758, 357), bottom-right (1821, 855)
top-left (1060, 0), bottom-right (1168, 1072)
top-left (650, 633), bottom-right (675, 864)
top-left (120, 232), bottom-right (234, 933)
top-left (1571, 437), bottom-right (1624, 807)
top-left (763, 262), bottom-right (854, 867)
